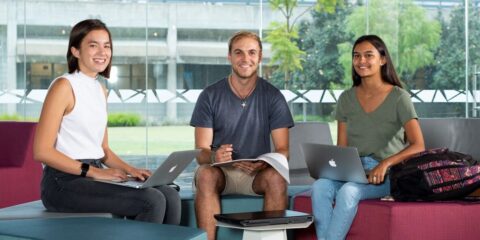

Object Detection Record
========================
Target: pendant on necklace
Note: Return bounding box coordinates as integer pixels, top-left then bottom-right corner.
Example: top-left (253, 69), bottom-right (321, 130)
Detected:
top-left (241, 101), bottom-right (246, 108)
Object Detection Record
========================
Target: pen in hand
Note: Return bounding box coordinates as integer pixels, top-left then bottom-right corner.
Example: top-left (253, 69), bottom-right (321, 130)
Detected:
top-left (210, 144), bottom-right (237, 162)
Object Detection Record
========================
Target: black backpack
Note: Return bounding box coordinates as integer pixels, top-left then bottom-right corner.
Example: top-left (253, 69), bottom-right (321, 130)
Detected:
top-left (390, 148), bottom-right (480, 201)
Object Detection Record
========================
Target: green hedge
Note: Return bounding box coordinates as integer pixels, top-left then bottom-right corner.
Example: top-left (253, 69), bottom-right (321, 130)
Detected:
top-left (0, 114), bottom-right (37, 121)
top-left (293, 115), bottom-right (334, 122)
top-left (108, 113), bottom-right (141, 127)
top-left (0, 114), bottom-right (23, 121)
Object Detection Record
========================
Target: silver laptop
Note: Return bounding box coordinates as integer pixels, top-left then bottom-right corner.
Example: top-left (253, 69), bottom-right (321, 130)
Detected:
top-left (96, 149), bottom-right (200, 189)
top-left (301, 143), bottom-right (368, 184)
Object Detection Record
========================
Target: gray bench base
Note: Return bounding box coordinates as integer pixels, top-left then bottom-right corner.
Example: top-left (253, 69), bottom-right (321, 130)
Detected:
top-left (0, 217), bottom-right (206, 240)
top-left (0, 200), bottom-right (112, 220)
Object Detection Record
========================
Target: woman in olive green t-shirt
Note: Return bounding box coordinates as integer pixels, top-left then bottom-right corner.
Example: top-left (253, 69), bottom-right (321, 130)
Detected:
top-left (311, 35), bottom-right (425, 240)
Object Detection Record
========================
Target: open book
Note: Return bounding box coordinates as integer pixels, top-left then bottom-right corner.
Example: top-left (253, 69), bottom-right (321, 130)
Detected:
top-left (211, 152), bottom-right (290, 183)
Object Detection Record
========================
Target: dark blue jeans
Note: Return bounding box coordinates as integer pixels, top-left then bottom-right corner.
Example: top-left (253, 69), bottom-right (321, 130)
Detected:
top-left (41, 159), bottom-right (181, 224)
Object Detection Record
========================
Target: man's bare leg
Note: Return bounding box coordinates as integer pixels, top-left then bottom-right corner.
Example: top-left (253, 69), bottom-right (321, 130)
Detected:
top-left (195, 165), bottom-right (225, 240)
top-left (252, 167), bottom-right (288, 210)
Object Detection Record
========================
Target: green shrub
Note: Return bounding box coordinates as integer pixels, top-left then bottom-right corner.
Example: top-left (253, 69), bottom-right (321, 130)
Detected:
top-left (108, 113), bottom-right (141, 127)
top-left (0, 114), bottom-right (37, 121)
top-left (293, 115), bottom-right (334, 122)
top-left (0, 114), bottom-right (22, 121)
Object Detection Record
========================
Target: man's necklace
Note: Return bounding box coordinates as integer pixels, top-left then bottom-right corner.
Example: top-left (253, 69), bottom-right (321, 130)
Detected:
top-left (229, 75), bottom-right (257, 108)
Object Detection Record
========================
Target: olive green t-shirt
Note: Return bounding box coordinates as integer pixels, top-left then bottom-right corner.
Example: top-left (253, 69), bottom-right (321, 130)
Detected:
top-left (335, 86), bottom-right (417, 161)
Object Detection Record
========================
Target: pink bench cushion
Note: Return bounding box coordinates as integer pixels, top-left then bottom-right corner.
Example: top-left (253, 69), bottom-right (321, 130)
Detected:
top-left (0, 122), bottom-right (42, 208)
top-left (0, 122), bottom-right (36, 167)
top-left (293, 190), bottom-right (480, 240)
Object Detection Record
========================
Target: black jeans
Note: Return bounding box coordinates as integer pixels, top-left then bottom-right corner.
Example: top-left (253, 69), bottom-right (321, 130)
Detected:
top-left (41, 159), bottom-right (181, 224)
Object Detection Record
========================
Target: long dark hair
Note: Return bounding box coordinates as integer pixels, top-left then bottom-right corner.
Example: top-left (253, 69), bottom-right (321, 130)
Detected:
top-left (351, 35), bottom-right (402, 88)
top-left (67, 19), bottom-right (112, 78)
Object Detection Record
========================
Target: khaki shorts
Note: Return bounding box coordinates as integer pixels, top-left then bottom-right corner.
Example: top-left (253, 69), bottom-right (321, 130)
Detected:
top-left (193, 165), bottom-right (260, 196)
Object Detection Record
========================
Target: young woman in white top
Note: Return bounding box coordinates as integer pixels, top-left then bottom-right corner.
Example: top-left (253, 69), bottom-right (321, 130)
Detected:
top-left (34, 19), bottom-right (181, 224)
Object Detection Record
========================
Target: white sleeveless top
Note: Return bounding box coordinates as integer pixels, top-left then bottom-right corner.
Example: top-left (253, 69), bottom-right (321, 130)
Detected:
top-left (54, 71), bottom-right (107, 159)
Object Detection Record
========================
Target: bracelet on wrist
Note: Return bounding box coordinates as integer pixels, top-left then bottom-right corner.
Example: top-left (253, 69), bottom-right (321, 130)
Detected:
top-left (80, 163), bottom-right (90, 177)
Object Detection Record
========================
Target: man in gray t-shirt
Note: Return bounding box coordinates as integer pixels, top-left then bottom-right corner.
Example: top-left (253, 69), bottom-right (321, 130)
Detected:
top-left (190, 31), bottom-right (293, 240)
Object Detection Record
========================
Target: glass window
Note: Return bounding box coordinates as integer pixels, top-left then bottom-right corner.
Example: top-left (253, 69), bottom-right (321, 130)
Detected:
top-left (2, 0), bottom-right (479, 189)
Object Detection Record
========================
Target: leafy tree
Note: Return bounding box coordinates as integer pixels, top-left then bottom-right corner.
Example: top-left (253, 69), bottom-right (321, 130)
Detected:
top-left (265, 0), bottom-right (342, 89)
top-left (296, 1), bottom-right (352, 89)
top-left (339, 0), bottom-right (441, 89)
top-left (432, 2), bottom-right (480, 89)
top-left (265, 21), bottom-right (305, 89)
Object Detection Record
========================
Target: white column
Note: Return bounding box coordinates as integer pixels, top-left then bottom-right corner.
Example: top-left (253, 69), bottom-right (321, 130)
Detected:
top-left (166, 4), bottom-right (177, 122)
top-left (6, 0), bottom-right (17, 114)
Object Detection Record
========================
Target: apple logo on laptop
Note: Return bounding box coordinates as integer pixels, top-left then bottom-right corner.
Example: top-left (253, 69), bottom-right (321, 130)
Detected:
top-left (328, 159), bottom-right (337, 167)
top-left (169, 165), bottom-right (177, 173)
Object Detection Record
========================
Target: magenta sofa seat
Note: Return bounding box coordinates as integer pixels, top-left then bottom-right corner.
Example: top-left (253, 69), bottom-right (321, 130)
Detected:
top-left (292, 190), bottom-right (480, 240)
top-left (0, 121), bottom-right (42, 208)
top-left (292, 119), bottom-right (480, 239)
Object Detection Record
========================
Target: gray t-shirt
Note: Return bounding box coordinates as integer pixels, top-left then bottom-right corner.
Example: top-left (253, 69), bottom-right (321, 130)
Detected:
top-left (190, 77), bottom-right (294, 159)
top-left (336, 86), bottom-right (417, 161)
